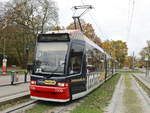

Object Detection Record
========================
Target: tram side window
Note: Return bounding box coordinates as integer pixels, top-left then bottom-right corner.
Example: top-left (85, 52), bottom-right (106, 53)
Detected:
top-left (107, 60), bottom-right (111, 74)
top-left (86, 45), bottom-right (97, 72)
top-left (98, 54), bottom-right (105, 72)
top-left (69, 43), bottom-right (84, 74)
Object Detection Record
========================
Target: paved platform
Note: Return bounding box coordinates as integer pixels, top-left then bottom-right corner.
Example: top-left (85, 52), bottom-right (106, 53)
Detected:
top-left (133, 73), bottom-right (150, 89)
top-left (0, 83), bottom-right (30, 105)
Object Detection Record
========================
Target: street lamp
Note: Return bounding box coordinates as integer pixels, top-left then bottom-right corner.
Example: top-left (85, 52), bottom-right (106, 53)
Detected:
top-left (26, 47), bottom-right (29, 64)
top-left (144, 55), bottom-right (149, 76)
top-left (1, 20), bottom-right (7, 75)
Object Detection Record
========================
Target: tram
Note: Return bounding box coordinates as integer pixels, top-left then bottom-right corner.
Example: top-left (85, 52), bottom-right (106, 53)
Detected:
top-left (29, 30), bottom-right (117, 102)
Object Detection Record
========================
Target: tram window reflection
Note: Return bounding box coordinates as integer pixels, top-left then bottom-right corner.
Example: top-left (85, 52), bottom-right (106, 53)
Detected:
top-left (69, 44), bottom-right (84, 74)
top-left (35, 42), bottom-right (68, 74)
top-left (86, 43), bottom-right (105, 73)
top-left (87, 65), bottom-right (96, 73)
top-left (70, 57), bottom-right (82, 74)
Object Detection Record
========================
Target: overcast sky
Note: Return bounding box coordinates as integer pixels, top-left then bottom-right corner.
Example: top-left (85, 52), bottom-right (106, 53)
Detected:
top-left (54, 0), bottom-right (150, 57)
top-left (1, 0), bottom-right (150, 57)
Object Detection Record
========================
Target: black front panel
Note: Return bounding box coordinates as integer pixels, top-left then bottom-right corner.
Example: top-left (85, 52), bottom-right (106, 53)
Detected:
top-left (38, 33), bottom-right (70, 42)
top-left (70, 74), bottom-right (86, 94)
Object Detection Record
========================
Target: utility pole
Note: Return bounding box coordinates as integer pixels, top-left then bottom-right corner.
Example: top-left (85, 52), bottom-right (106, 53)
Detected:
top-left (1, 19), bottom-right (8, 75)
top-left (147, 41), bottom-right (150, 76)
top-left (3, 37), bottom-right (5, 58)
top-left (144, 41), bottom-right (150, 77)
top-left (145, 55), bottom-right (148, 76)
top-left (132, 51), bottom-right (135, 70)
top-left (2, 21), bottom-right (7, 58)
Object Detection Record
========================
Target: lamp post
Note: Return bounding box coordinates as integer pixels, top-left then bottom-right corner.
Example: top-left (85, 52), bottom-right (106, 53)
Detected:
top-left (145, 41), bottom-right (150, 77)
top-left (1, 20), bottom-right (7, 75)
top-left (148, 41), bottom-right (150, 76)
top-left (26, 47), bottom-right (29, 64)
top-left (145, 55), bottom-right (149, 77)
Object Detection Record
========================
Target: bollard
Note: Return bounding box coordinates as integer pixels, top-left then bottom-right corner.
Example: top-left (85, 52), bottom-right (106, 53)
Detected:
top-left (24, 71), bottom-right (27, 83)
top-left (16, 72), bottom-right (19, 82)
top-left (11, 71), bottom-right (16, 85)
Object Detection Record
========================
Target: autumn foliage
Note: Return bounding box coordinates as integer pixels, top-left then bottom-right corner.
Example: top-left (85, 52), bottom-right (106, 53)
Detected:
top-left (101, 40), bottom-right (128, 67)
top-left (67, 19), bottom-right (128, 67)
top-left (67, 20), bottom-right (102, 47)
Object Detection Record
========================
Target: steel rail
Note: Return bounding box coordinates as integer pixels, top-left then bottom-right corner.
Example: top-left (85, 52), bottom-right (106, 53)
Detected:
top-left (2, 100), bottom-right (38, 113)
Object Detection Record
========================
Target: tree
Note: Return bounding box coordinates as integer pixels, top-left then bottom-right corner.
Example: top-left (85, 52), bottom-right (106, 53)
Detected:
top-left (51, 26), bottom-right (64, 30)
top-left (140, 40), bottom-right (150, 60)
top-left (140, 40), bottom-right (150, 68)
top-left (124, 56), bottom-right (134, 69)
top-left (4, 0), bottom-right (58, 35)
top-left (101, 40), bottom-right (128, 67)
top-left (136, 59), bottom-right (144, 68)
top-left (0, 0), bottom-right (59, 67)
top-left (67, 20), bottom-right (102, 46)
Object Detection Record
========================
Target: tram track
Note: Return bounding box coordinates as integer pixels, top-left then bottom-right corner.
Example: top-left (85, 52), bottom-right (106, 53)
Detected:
top-left (132, 74), bottom-right (150, 90)
top-left (0, 92), bottom-right (29, 106)
top-left (136, 75), bottom-right (150, 89)
top-left (0, 82), bottom-right (30, 106)
top-left (0, 90), bottom-right (82, 113)
top-left (1, 100), bottom-right (38, 113)
top-left (0, 74), bottom-right (118, 113)
top-left (1, 98), bottom-right (82, 113)
top-left (25, 75), bottom-right (117, 113)
top-left (1, 95), bottom-right (79, 113)
top-left (46, 99), bottom-right (83, 113)
top-left (132, 75), bottom-right (150, 106)
top-left (133, 76), bottom-right (150, 106)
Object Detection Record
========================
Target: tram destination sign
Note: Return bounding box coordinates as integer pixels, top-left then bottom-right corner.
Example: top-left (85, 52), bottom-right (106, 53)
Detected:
top-left (38, 33), bottom-right (70, 42)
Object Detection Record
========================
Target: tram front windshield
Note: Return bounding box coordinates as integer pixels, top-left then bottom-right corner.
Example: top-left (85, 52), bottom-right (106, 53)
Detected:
top-left (34, 42), bottom-right (68, 75)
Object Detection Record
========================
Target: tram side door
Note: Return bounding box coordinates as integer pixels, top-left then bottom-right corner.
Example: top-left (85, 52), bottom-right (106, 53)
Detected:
top-left (68, 42), bottom-right (86, 95)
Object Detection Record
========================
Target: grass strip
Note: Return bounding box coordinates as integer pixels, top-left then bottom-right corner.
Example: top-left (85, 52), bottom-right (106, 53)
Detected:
top-left (0, 97), bottom-right (31, 111)
top-left (119, 70), bottom-right (144, 74)
top-left (71, 73), bottom-right (121, 113)
top-left (25, 101), bottom-right (61, 113)
top-left (134, 77), bottom-right (150, 97)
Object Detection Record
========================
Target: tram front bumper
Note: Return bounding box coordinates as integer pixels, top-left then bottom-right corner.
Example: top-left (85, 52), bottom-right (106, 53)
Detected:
top-left (30, 85), bottom-right (70, 102)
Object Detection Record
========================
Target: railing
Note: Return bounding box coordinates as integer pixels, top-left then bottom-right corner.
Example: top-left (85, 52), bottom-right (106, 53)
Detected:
top-left (0, 71), bottom-right (30, 86)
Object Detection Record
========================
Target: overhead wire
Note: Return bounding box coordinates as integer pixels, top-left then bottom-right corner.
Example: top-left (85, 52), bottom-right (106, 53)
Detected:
top-left (80, 0), bottom-right (110, 41)
top-left (126, 0), bottom-right (135, 42)
top-left (127, 0), bottom-right (131, 41)
top-left (128, 0), bottom-right (132, 26)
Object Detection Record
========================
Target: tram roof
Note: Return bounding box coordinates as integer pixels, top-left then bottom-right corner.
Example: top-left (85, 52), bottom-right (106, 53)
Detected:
top-left (46, 30), bottom-right (106, 53)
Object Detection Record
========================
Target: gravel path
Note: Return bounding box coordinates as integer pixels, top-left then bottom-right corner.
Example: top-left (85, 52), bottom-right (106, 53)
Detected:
top-left (105, 74), bottom-right (150, 113)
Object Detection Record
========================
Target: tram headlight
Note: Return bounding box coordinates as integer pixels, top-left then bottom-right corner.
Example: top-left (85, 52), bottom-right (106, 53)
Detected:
top-left (57, 82), bottom-right (69, 87)
top-left (31, 80), bottom-right (36, 85)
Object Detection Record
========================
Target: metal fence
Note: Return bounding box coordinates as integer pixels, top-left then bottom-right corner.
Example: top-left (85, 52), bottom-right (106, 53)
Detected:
top-left (0, 71), bottom-right (30, 86)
